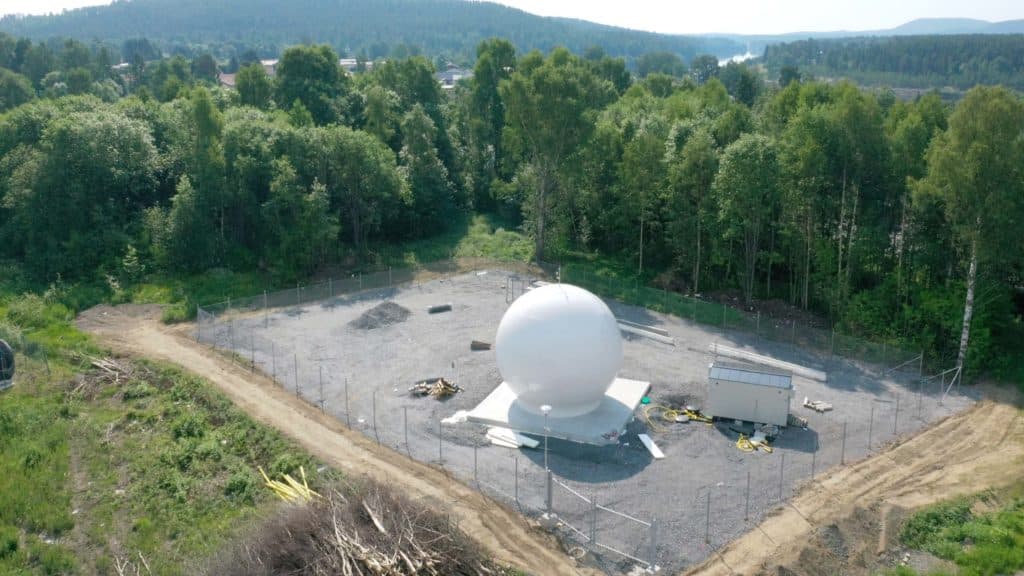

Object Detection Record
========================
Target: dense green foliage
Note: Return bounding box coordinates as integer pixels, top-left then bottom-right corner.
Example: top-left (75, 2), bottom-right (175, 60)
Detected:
top-left (0, 29), bottom-right (1021, 380)
top-left (0, 281), bottom-right (327, 574)
top-left (763, 34), bottom-right (1024, 90)
top-left (899, 491), bottom-right (1024, 576)
top-left (0, 0), bottom-right (742, 65)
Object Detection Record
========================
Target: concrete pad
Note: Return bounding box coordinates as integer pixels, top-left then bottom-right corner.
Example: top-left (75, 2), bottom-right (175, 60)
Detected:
top-left (466, 377), bottom-right (651, 445)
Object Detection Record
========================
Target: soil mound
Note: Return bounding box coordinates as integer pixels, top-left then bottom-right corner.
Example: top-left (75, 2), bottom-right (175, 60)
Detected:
top-left (348, 301), bottom-right (411, 330)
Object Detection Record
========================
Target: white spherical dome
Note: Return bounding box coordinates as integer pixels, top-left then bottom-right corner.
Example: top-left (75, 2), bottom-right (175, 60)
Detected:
top-left (496, 283), bottom-right (622, 418)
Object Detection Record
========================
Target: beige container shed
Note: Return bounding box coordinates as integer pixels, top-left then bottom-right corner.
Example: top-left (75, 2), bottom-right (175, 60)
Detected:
top-left (706, 364), bottom-right (794, 426)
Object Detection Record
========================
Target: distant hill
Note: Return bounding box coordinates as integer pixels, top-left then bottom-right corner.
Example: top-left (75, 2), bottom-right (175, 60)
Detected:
top-left (0, 0), bottom-right (744, 63)
top-left (762, 34), bottom-right (1024, 91)
top-left (708, 17), bottom-right (1024, 55)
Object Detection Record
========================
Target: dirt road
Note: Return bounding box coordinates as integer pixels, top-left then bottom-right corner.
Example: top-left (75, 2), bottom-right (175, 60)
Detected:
top-left (684, 389), bottom-right (1024, 575)
top-left (77, 304), bottom-right (595, 576)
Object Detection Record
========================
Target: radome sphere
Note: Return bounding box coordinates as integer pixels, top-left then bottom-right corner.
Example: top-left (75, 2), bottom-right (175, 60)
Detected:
top-left (495, 283), bottom-right (622, 418)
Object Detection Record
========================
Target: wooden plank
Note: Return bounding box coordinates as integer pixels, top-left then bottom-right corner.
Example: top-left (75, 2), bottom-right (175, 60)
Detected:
top-left (638, 433), bottom-right (665, 459)
top-left (619, 324), bottom-right (676, 346)
top-left (710, 342), bottom-right (827, 382)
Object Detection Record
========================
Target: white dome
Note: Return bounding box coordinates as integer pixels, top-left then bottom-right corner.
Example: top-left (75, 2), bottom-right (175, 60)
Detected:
top-left (495, 283), bottom-right (622, 418)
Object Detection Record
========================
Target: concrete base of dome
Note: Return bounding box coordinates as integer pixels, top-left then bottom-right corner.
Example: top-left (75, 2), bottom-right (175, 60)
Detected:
top-left (465, 377), bottom-right (651, 445)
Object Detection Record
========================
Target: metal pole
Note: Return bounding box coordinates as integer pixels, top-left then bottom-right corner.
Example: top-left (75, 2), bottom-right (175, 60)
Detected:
top-left (841, 421), bottom-right (847, 464)
top-left (756, 311), bottom-right (760, 333)
top-left (388, 266), bottom-right (392, 286)
top-left (722, 303), bottom-right (726, 327)
top-left (328, 278), bottom-right (332, 297)
top-left (373, 390), bottom-right (379, 445)
top-left (296, 283), bottom-right (300, 307)
top-left (704, 489), bottom-right (711, 544)
top-left (831, 326), bottom-right (836, 357)
top-left (918, 352), bottom-right (924, 378)
top-left (590, 495), bottom-right (598, 545)
top-left (744, 470), bottom-right (751, 521)
top-left (791, 319), bottom-right (796, 344)
top-left (293, 354), bottom-right (299, 396)
top-left (359, 272), bottom-right (362, 291)
top-left (345, 378), bottom-right (350, 427)
top-left (438, 418), bottom-right (443, 467)
top-left (894, 393), bottom-right (900, 434)
top-left (868, 404), bottom-right (875, 450)
top-left (263, 291), bottom-right (268, 328)
top-left (250, 332), bottom-right (254, 372)
top-left (271, 342), bottom-right (276, 381)
top-left (196, 306), bottom-right (201, 342)
top-left (404, 406), bottom-right (410, 457)
top-left (514, 456), bottom-right (519, 503)
top-left (812, 438), bottom-right (817, 478)
top-left (474, 444), bottom-right (478, 486)
top-left (545, 470), bottom-right (553, 514)
top-left (318, 365), bottom-right (324, 411)
top-left (918, 379), bottom-right (923, 418)
top-left (779, 453), bottom-right (785, 501)
top-left (648, 519), bottom-right (658, 567)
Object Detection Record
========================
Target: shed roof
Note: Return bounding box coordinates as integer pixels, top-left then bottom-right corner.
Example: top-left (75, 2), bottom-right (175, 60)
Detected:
top-left (709, 364), bottom-right (792, 390)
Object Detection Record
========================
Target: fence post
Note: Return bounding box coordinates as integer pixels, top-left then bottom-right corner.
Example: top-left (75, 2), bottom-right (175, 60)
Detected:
top-left (545, 470), bottom-right (553, 515)
top-left (319, 365), bottom-right (324, 411)
top-left (514, 456), bottom-right (519, 504)
top-left (250, 333), bottom-right (255, 372)
top-left (295, 283), bottom-right (300, 307)
top-left (778, 453), bottom-right (785, 501)
top-left (811, 438), bottom-right (817, 478)
top-left (704, 489), bottom-right (711, 544)
top-left (841, 421), bottom-right (848, 464)
top-left (263, 290), bottom-right (268, 327)
top-left (831, 326), bottom-right (836, 357)
top-left (359, 273), bottom-right (363, 291)
top-left (648, 518), bottom-right (658, 567)
top-left (918, 351), bottom-right (924, 378)
top-left (196, 306), bottom-right (201, 342)
top-left (388, 266), bottom-right (392, 287)
top-left (721, 303), bottom-right (726, 328)
top-left (328, 278), bottom-right (332, 298)
top-left (791, 319), bottom-right (796, 344)
top-left (474, 444), bottom-right (479, 486)
top-left (868, 404), bottom-right (875, 450)
top-left (894, 393), bottom-right (900, 435)
top-left (373, 389), bottom-right (379, 445)
top-left (744, 470), bottom-right (751, 521)
top-left (345, 378), bottom-right (350, 427)
top-left (293, 353), bottom-right (299, 396)
top-left (404, 406), bottom-right (410, 457)
top-left (438, 418), bottom-right (443, 468)
top-left (590, 495), bottom-right (598, 546)
top-left (756, 311), bottom-right (760, 333)
top-left (918, 379), bottom-right (923, 419)
top-left (271, 342), bottom-right (276, 381)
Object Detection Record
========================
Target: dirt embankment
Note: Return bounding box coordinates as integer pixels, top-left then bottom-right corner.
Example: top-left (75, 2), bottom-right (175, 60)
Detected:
top-left (77, 304), bottom-right (596, 576)
top-left (683, 388), bottom-right (1024, 576)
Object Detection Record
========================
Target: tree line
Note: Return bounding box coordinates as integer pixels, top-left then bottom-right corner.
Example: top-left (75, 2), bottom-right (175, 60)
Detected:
top-left (763, 34), bottom-right (1024, 91)
top-left (0, 0), bottom-right (742, 67)
top-left (0, 36), bottom-right (1021, 379)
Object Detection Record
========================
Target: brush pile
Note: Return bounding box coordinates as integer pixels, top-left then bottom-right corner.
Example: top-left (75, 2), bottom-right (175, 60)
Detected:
top-left (205, 483), bottom-right (503, 576)
top-left (409, 378), bottom-right (461, 398)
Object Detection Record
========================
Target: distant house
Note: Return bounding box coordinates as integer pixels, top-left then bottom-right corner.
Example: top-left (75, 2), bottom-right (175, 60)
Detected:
top-left (339, 58), bottom-right (375, 74)
top-left (218, 72), bottom-right (237, 89)
top-left (436, 64), bottom-right (473, 90)
top-left (261, 59), bottom-right (279, 77)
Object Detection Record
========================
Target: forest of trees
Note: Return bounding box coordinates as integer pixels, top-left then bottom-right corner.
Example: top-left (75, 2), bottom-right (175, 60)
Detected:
top-left (763, 34), bottom-right (1024, 90)
top-left (0, 0), bottom-right (742, 66)
top-left (0, 32), bottom-right (1021, 381)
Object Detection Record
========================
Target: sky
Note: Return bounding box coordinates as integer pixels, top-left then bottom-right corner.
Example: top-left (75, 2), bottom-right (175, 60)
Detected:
top-left (1, 0), bottom-right (1022, 35)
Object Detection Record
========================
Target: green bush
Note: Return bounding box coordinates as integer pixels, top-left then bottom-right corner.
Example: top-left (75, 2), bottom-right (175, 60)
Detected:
top-left (171, 413), bottom-right (207, 439)
top-left (224, 469), bottom-right (259, 504)
top-left (0, 526), bottom-right (18, 559)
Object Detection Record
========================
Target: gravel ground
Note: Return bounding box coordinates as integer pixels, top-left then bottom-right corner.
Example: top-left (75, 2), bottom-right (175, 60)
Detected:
top-left (200, 270), bottom-right (975, 575)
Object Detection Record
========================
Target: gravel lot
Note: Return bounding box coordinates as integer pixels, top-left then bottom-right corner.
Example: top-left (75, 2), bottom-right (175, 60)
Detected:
top-left (201, 270), bottom-right (974, 574)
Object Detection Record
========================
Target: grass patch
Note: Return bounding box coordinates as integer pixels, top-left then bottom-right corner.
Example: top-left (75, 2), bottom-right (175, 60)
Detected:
top-left (898, 487), bottom-right (1024, 576)
top-left (373, 213), bottom-right (534, 268)
top-left (0, 288), bottom-right (336, 575)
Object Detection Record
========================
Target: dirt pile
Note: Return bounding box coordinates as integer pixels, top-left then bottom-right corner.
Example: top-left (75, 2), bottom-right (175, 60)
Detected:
top-left (348, 301), bottom-right (411, 330)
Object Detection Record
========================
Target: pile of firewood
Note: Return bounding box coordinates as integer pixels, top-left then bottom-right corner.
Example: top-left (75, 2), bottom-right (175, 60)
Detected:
top-left (409, 378), bottom-right (461, 398)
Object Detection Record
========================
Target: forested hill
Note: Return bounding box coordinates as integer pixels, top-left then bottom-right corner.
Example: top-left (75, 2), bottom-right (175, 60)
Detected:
top-left (0, 0), bottom-right (742, 62)
top-left (763, 34), bottom-right (1024, 90)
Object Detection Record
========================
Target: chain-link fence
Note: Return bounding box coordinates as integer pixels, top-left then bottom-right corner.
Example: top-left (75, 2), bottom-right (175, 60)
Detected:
top-left (194, 258), bottom-right (972, 574)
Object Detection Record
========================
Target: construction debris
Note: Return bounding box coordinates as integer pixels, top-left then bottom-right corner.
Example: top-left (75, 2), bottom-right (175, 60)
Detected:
top-left (618, 323), bottom-right (676, 346)
top-left (736, 433), bottom-right (774, 453)
top-left (788, 413), bottom-right (809, 428)
top-left (348, 301), bottom-right (411, 330)
top-left (441, 410), bottom-right (469, 425)
top-left (486, 427), bottom-right (539, 449)
top-left (803, 397), bottom-right (834, 412)
top-left (709, 342), bottom-right (828, 382)
top-left (470, 340), bottom-right (492, 351)
top-left (259, 465), bottom-right (320, 502)
top-left (427, 303), bottom-right (453, 314)
top-left (638, 433), bottom-right (665, 459)
top-left (409, 378), bottom-right (462, 398)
